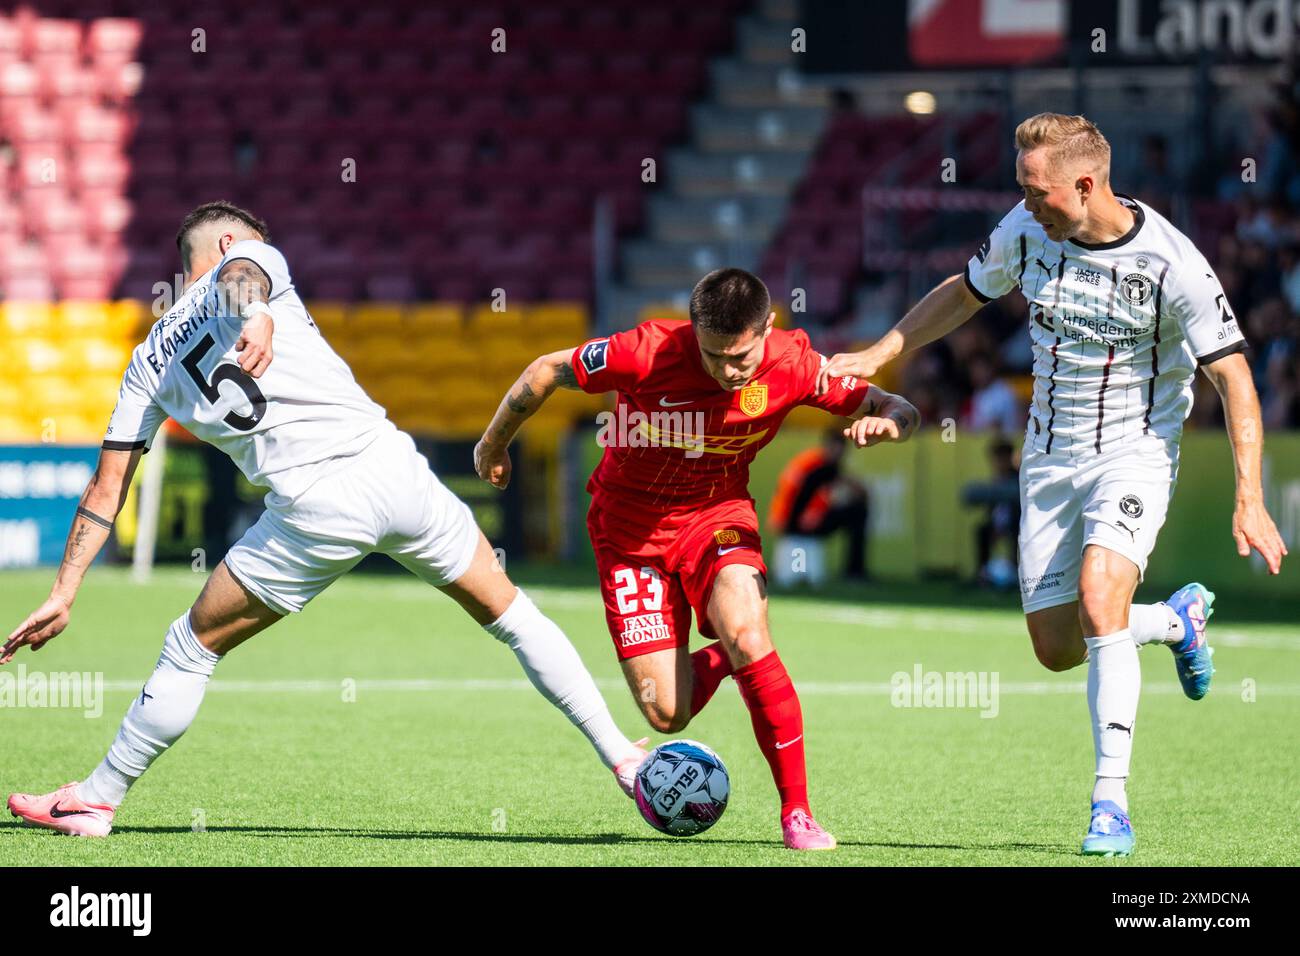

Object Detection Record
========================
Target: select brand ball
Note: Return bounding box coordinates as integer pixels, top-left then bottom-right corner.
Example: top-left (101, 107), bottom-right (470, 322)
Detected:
top-left (634, 739), bottom-right (730, 836)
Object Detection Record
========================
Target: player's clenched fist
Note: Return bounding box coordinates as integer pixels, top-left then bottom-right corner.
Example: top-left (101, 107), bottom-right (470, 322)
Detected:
top-left (844, 416), bottom-right (901, 447)
top-left (475, 439), bottom-right (512, 489)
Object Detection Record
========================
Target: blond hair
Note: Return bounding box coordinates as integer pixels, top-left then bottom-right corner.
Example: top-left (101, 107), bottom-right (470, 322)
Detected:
top-left (1014, 112), bottom-right (1110, 183)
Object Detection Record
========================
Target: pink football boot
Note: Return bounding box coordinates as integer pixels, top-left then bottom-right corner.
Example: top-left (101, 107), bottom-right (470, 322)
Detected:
top-left (613, 738), bottom-right (650, 798)
top-left (9, 781), bottom-right (114, 837)
top-left (782, 808), bottom-right (837, 850)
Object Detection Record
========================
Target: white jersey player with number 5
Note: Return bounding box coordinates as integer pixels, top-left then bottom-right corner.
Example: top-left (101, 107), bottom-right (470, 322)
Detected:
top-left (819, 114), bottom-right (1287, 857)
top-left (5, 201), bottom-right (648, 837)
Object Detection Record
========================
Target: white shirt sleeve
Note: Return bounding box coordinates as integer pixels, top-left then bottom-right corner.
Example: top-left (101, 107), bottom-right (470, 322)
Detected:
top-left (216, 240), bottom-right (293, 302)
top-left (1166, 249), bottom-right (1247, 365)
top-left (102, 351), bottom-right (166, 452)
top-left (964, 204), bottom-right (1027, 302)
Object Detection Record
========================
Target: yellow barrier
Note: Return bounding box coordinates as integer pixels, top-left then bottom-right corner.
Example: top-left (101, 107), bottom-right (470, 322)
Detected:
top-left (0, 300), bottom-right (596, 443)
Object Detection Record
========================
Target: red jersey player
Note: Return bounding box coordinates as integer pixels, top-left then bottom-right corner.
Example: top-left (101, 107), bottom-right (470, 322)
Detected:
top-left (476, 269), bottom-right (920, 849)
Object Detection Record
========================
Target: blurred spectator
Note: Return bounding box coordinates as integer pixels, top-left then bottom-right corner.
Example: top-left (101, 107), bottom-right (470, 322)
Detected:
top-left (964, 352), bottom-right (1024, 436)
top-left (962, 438), bottom-right (1021, 590)
top-left (1130, 133), bottom-right (1178, 219)
top-left (1237, 198), bottom-right (1295, 250)
top-left (832, 79), bottom-right (1300, 432)
top-left (1263, 358), bottom-right (1300, 429)
top-left (769, 428), bottom-right (871, 581)
top-left (1279, 243), bottom-right (1300, 313)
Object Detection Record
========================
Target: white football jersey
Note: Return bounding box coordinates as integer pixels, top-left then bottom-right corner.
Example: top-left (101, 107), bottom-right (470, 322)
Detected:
top-left (103, 240), bottom-right (393, 499)
top-left (965, 195), bottom-right (1246, 458)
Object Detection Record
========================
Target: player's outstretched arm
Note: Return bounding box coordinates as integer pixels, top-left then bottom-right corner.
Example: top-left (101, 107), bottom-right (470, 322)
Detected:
top-left (215, 257), bottom-right (275, 378)
top-left (1201, 351), bottom-right (1288, 574)
top-left (843, 384), bottom-right (921, 448)
top-left (1, 447), bottom-right (143, 664)
top-left (475, 348), bottom-right (579, 489)
top-left (817, 274), bottom-right (985, 394)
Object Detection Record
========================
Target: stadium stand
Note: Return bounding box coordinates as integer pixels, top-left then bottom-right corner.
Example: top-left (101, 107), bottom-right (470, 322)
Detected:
top-left (0, 1), bottom-right (745, 441)
top-left (2, 0), bottom-right (1298, 453)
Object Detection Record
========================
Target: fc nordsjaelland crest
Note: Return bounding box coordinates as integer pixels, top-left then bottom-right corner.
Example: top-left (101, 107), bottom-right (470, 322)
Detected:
top-left (739, 383), bottom-right (767, 417)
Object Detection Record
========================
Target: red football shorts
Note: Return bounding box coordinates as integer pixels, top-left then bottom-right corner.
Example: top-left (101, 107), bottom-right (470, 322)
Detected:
top-left (587, 495), bottom-right (768, 661)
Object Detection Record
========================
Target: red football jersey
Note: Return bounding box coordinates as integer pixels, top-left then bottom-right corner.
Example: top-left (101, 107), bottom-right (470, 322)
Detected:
top-left (571, 319), bottom-right (870, 515)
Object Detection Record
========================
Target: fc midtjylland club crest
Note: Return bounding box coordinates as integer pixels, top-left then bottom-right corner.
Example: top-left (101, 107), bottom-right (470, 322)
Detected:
top-left (1119, 273), bottom-right (1154, 306)
top-left (739, 383), bottom-right (767, 417)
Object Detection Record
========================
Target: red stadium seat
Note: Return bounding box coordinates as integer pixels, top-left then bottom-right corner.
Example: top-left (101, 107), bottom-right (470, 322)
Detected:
top-left (28, 18), bottom-right (82, 56)
top-left (0, 2), bottom-right (753, 306)
top-left (86, 17), bottom-right (143, 59)
top-left (0, 60), bottom-right (38, 96)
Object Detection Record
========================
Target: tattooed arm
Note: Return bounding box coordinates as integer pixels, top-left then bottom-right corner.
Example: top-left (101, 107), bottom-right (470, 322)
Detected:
top-left (2, 447), bottom-right (142, 663)
top-left (475, 348), bottom-right (580, 489)
top-left (215, 257), bottom-right (275, 378)
top-left (843, 384), bottom-right (922, 448)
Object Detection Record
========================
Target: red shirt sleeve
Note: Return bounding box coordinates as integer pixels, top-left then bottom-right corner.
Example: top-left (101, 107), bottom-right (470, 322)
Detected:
top-left (794, 336), bottom-right (870, 416)
top-left (570, 324), bottom-right (656, 394)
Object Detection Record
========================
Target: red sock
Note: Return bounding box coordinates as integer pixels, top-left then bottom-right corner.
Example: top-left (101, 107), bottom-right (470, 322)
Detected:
top-left (689, 643), bottom-right (733, 716)
top-left (733, 650), bottom-right (809, 819)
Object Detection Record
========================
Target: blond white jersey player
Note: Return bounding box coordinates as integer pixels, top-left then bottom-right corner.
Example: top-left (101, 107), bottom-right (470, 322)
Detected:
top-left (821, 114), bottom-right (1287, 856)
top-left (4, 201), bottom-right (647, 837)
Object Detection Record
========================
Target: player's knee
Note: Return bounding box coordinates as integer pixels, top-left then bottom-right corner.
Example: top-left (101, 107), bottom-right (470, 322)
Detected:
top-left (1032, 639), bottom-right (1082, 672)
top-left (1026, 617), bottom-right (1084, 672)
top-left (642, 704), bottom-right (690, 734)
top-left (1077, 590), bottom-right (1124, 638)
top-left (720, 623), bottom-right (770, 667)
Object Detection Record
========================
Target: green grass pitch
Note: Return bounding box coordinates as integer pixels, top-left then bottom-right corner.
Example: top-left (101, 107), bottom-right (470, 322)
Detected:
top-left (1, 565), bottom-right (1296, 866)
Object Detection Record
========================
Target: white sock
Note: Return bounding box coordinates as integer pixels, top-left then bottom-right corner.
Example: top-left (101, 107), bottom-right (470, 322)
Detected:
top-left (1128, 602), bottom-right (1183, 646)
top-left (1092, 775), bottom-right (1128, 812)
top-left (1084, 629), bottom-right (1139, 812)
top-left (77, 611), bottom-right (220, 809)
top-left (485, 589), bottom-right (635, 769)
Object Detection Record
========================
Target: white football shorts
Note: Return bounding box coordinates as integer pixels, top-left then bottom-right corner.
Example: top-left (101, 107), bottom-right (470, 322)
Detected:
top-left (223, 427), bottom-right (479, 614)
top-left (1018, 435), bottom-right (1179, 612)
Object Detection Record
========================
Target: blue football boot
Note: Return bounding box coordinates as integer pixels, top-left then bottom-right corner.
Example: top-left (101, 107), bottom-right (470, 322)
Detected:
top-left (1081, 800), bottom-right (1135, 857)
top-left (1166, 583), bottom-right (1216, 700)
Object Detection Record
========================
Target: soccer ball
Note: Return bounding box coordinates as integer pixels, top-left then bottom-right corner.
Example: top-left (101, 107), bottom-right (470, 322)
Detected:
top-left (634, 739), bottom-right (730, 836)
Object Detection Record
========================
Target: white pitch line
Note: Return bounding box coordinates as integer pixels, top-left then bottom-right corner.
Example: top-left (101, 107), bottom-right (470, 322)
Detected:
top-left (1215, 631), bottom-right (1300, 651)
top-left (49, 572), bottom-right (1300, 648)
top-left (93, 678), bottom-right (1300, 696)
